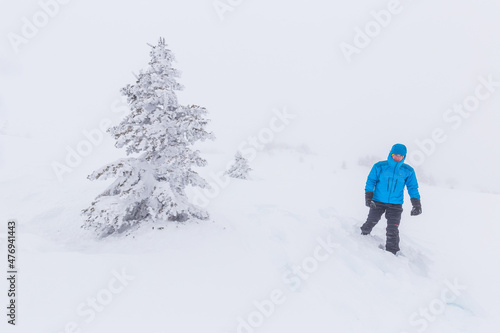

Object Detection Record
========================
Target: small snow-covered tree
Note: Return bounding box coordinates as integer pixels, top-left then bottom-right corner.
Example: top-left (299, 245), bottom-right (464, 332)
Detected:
top-left (82, 38), bottom-right (214, 237)
top-left (224, 152), bottom-right (252, 179)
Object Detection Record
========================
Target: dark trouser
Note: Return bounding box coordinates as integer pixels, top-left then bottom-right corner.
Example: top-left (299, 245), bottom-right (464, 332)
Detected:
top-left (360, 201), bottom-right (403, 254)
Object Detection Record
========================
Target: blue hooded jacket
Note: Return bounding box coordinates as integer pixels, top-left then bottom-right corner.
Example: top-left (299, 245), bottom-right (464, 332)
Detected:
top-left (365, 144), bottom-right (420, 205)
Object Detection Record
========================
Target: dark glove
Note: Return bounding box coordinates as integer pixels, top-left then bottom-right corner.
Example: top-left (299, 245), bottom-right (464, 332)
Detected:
top-left (365, 192), bottom-right (377, 208)
top-left (410, 198), bottom-right (422, 216)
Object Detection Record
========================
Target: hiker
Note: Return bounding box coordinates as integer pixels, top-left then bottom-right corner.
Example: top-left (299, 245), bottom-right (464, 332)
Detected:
top-left (360, 143), bottom-right (422, 254)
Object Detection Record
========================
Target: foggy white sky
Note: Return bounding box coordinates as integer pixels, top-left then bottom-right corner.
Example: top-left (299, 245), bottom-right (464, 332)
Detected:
top-left (1, 0), bottom-right (499, 192)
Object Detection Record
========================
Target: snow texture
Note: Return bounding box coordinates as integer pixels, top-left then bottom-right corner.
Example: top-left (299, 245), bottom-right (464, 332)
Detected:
top-left (1, 1), bottom-right (500, 332)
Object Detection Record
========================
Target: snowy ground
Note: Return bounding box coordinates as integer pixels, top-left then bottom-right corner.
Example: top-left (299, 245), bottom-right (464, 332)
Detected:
top-left (1, 0), bottom-right (500, 332)
top-left (1, 147), bottom-right (499, 333)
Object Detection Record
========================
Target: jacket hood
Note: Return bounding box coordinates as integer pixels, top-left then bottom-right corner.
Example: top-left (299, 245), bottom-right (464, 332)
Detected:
top-left (387, 143), bottom-right (407, 165)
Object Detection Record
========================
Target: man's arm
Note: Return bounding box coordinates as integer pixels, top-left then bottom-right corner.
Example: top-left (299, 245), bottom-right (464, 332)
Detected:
top-left (406, 170), bottom-right (420, 200)
top-left (365, 164), bottom-right (379, 193)
top-left (406, 170), bottom-right (422, 215)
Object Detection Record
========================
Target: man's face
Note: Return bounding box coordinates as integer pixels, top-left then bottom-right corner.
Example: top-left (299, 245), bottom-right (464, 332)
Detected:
top-left (392, 154), bottom-right (404, 162)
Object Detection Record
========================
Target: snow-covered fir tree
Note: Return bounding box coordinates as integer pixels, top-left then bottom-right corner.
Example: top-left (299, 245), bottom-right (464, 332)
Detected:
top-left (82, 38), bottom-right (214, 237)
top-left (224, 152), bottom-right (252, 180)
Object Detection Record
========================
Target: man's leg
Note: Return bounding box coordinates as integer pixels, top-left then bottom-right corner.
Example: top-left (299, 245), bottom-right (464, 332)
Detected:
top-left (385, 204), bottom-right (403, 254)
top-left (360, 202), bottom-right (385, 235)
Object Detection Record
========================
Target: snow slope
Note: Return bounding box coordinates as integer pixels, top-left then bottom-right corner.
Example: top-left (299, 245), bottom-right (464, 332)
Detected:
top-left (1, 148), bottom-right (499, 333)
top-left (1, 0), bottom-right (500, 332)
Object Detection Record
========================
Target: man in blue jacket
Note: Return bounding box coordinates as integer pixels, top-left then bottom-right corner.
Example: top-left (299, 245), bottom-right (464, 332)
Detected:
top-left (361, 143), bottom-right (422, 254)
